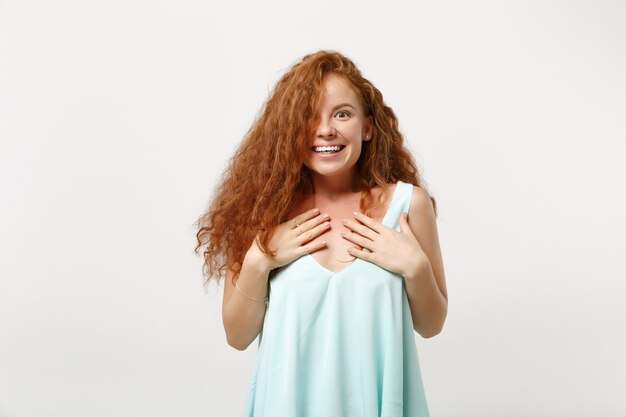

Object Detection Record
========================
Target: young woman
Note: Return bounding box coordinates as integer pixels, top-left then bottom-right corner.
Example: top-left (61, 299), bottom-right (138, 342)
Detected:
top-left (195, 50), bottom-right (448, 416)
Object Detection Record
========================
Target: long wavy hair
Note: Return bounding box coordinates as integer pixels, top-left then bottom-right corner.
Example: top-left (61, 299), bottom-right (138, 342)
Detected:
top-left (194, 50), bottom-right (437, 287)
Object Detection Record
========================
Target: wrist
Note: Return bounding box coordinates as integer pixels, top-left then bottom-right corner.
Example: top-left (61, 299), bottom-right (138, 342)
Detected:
top-left (244, 247), bottom-right (273, 275)
top-left (402, 256), bottom-right (431, 281)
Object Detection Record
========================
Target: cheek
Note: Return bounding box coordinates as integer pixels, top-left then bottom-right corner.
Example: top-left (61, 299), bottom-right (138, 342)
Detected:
top-left (345, 123), bottom-right (362, 141)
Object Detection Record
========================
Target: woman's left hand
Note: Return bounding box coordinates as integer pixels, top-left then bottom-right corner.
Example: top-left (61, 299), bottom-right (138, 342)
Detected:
top-left (341, 211), bottom-right (429, 279)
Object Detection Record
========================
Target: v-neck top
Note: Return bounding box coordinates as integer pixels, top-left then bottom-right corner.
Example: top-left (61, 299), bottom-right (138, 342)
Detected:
top-left (242, 180), bottom-right (430, 417)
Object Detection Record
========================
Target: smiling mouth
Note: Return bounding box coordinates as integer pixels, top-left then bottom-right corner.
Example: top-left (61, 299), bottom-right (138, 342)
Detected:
top-left (311, 145), bottom-right (346, 154)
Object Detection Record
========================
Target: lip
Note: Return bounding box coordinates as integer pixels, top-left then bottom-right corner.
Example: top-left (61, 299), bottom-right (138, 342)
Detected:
top-left (311, 145), bottom-right (346, 159)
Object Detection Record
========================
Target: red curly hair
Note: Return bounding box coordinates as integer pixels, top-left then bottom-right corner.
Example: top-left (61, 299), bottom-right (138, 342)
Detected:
top-left (194, 49), bottom-right (437, 287)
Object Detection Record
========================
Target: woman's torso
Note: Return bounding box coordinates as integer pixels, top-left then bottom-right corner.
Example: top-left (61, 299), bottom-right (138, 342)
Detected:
top-left (243, 180), bottom-right (430, 417)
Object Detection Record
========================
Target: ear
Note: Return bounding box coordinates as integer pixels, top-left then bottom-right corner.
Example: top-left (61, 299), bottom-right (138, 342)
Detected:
top-left (364, 115), bottom-right (373, 141)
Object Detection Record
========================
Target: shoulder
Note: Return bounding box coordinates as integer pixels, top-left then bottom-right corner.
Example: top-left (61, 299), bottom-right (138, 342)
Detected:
top-left (405, 185), bottom-right (437, 247)
top-left (408, 185), bottom-right (435, 216)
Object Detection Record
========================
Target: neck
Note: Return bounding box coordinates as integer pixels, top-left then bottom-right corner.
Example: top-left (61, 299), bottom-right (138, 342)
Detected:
top-left (310, 170), bottom-right (359, 200)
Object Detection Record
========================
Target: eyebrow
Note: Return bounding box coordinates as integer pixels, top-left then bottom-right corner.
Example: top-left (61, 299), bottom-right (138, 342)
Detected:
top-left (331, 103), bottom-right (357, 111)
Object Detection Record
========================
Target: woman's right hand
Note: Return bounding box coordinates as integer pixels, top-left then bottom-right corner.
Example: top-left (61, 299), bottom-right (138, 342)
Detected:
top-left (248, 208), bottom-right (330, 271)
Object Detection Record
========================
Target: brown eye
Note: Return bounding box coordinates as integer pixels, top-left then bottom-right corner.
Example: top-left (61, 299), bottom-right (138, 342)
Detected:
top-left (335, 111), bottom-right (350, 119)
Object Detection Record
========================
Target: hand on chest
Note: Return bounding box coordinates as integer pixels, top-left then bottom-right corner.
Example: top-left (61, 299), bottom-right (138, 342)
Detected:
top-left (307, 204), bottom-right (387, 273)
top-left (288, 184), bottom-right (398, 274)
top-left (308, 215), bottom-right (358, 266)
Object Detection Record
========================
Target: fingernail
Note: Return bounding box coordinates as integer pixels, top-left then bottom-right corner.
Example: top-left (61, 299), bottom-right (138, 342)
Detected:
top-left (313, 208), bottom-right (320, 213)
top-left (341, 219), bottom-right (347, 224)
top-left (353, 211), bottom-right (359, 216)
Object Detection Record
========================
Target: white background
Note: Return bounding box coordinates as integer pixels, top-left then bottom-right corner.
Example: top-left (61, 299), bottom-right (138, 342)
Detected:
top-left (1, 1), bottom-right (625, 416)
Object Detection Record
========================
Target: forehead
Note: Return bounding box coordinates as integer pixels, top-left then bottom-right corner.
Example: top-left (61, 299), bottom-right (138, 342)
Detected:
top-left (319, 73), bottom-right (361, 106)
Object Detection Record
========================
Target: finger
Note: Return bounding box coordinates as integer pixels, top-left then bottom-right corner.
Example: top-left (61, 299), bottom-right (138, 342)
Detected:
top-left (302, 211), bottom-right (330, 231)
top-left (290, 210), bottom-right (323, 237)
top-left (290, 208), bottom-right (321, 230)
top-left (352, 211), bottom-right (384, 234)
top-left (300, 239), bottom-right (327, 256)
top-left (342, 218), bottom-right (377, 240)
top-left (347, 245), bottom-right (374, 262)
top-left (340, 230), bottom-right (372, 249)
top-left (292, 212), bottom-right (328, 238)
top-left (297, 220), bottom-right (330, 244)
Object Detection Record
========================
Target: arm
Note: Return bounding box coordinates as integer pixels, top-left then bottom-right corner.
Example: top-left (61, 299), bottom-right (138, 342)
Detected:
top-left (222, 249), bottom-right (272, 351)
top-left (402, 186), bottom-right (448, 338)
top-left (222, 208), bottom-right (329, 350)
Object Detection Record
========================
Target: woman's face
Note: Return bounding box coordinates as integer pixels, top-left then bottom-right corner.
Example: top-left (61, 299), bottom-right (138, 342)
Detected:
top-left (304, 73), bottom-right (373, 183)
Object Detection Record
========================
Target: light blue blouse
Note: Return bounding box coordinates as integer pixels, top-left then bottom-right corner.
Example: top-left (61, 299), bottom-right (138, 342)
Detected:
top-left (243, 181), bottom-right (430, 417)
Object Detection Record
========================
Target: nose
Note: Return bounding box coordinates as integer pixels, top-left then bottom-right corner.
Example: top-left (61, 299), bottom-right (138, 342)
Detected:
top-left (316, 118), bottom-right (336, 138)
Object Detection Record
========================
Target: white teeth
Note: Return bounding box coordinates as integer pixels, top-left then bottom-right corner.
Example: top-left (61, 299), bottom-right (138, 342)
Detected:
top-left (314, 145), bottom-right (343, 152)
